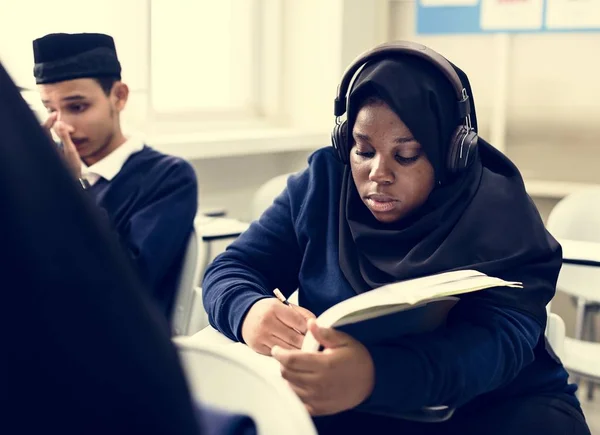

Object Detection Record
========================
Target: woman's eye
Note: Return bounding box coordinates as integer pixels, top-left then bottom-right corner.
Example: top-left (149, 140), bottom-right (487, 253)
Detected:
top-left (355, 150), bottom-right (374, 158)
top-left (395, 155), bottom-right (420, 165)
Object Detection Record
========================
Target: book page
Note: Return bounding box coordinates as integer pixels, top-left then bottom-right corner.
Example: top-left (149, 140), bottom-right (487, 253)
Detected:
top-left (333, 296), bottom-right (459, 327)
top-left (301, 298), bottom-right (460, 351)
top-left (315, 271), bottom-right (521, 329)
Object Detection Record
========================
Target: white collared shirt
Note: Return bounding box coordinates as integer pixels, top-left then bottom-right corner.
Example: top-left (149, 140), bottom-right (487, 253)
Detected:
top-left (81, 137), bottom-right (145, 186)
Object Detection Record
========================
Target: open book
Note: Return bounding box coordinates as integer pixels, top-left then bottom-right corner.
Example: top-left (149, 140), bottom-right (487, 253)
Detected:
top-left (180, 269), bottom-right (521, 423)
top-left (297, 269), bottom-right (522, 422)
top-left (301, 269), bottom-right (522, 352)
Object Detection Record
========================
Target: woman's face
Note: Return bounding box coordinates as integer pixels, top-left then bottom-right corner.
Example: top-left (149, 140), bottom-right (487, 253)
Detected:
top-left (350, 101), bottom-right (435, 224)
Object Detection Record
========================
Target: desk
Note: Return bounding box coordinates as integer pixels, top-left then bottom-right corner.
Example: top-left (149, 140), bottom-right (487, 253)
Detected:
top-left (175, 326), bottom-right (280, 374)
top-left (179, 327), bottom-right (454, 423)
top-left (558, 238), bottom-right (600, 267)
top-left (196, 216), bottom-right (250, 274)
top-left (174, 327), bottom-right (318, 435)
top-left (198, 216), bottom-right (250, 242)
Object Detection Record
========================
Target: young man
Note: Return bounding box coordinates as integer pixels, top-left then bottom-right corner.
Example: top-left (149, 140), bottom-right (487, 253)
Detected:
top-left (2, 61), bottom-right (255, 434)
top-left (33, 32), bottom-right (198, 322)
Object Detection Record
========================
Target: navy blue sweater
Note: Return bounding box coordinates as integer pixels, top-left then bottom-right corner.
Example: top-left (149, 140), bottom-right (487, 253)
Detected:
top-left (203, 147), bottom-right (577, 416)
top-left (89, 146), bottom-right (198, 320)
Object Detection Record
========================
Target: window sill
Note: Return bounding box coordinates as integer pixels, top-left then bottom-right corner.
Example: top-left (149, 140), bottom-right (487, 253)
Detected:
top-left (144, 129), bottom-right (598, 199)
top-left (145, 128), bottom-right (329, 160)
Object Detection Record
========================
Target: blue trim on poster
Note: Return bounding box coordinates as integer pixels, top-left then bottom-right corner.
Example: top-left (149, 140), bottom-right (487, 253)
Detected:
top-left (416, 5), bottom-right (481, 34)
top-left (416, 0), bottom-right (600, 35)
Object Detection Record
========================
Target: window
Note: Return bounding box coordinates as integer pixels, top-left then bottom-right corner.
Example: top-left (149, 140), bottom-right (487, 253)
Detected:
top-left (0, 0), bottom-right (147, 120)
top-left (0, 0), bottom-right (281, 131)
top-left (149, 0), bottom-right (281, 125)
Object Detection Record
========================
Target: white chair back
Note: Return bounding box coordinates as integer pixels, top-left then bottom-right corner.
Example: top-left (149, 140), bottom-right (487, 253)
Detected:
top-left (171, 219), bottom-right (207, 336)
top-left (252, 173), bottom-right (294, 220)
top-left (547, 190), bottom-right (600, 395)
top-left (176, 340), bottom-right (317, 435)
top-left (547, 189), bottom-right (600, 302)
top-left (545, 312), bottom-right (566, 360)
top-left (547, 189), bottom-right (600, 242)
top-left (252, 173), bottom-right (299, 305)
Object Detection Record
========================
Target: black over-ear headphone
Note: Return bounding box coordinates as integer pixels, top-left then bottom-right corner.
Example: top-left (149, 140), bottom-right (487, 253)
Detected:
top-left (331, 41), bottom-right (478, 174)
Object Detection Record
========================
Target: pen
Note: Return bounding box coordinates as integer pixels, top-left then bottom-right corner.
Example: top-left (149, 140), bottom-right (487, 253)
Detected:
top-left (273, 289), bottom-right (303, 334)
top-left (273, 289), bottom-right (293, 307)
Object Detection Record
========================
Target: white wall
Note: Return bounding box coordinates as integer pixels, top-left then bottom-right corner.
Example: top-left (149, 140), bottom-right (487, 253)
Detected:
top-left (0, 0), bottom-right (150, 130)
top-left (192, 0), bottom-right (600, 221)
top-left (7, 0), bottom-right (598, 220)
top-left (195, 0), bottom-right (600, 222)
top-left (190, 150), bottom-right (311, 222)
top-left (389, 0), bottom-right (600, 184)
top-left (186, 0), bottom-right (389, 222)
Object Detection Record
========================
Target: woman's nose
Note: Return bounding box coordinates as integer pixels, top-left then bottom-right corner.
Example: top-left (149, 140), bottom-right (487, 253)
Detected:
top-left (369, 155), bottom-right (394, 184)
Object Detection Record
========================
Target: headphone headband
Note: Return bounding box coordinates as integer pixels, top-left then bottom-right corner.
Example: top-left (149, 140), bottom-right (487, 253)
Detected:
top-left (334, 41), bottom-right (471, 120)
top-left (331, 40), bottom-right (479, 173)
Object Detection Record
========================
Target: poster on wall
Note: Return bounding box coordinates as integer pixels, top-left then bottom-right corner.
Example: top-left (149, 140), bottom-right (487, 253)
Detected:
top-left (416, 0), bottom-right (600, 33)
top-left (419, 0), bottom-right (478, 5)
top-left (416, 1), bottom-right (481, 33)
top-left (480, 0), bottom-right (544, 30)
top-left (546, 0), bottom-right (600, 29)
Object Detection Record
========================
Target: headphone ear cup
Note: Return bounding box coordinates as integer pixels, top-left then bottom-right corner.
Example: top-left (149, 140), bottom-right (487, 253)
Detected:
top-left (447, 126), bottom-right (478, 174)
top-left (446, 127), bottom-right (465, 174)
top-left (331, 120), bottom-right (349, 164)
top-left (462, 130), bottom-right (478, 169)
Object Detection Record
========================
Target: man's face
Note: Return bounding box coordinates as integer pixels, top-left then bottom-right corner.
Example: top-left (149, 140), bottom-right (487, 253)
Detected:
top-left (39, 78), bottom-right (120, 165)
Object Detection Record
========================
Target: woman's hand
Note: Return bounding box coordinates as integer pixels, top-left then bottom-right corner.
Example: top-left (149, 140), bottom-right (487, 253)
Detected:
top-left (241, 298), bottom-right (316, 355)
top-left (271, 319), bottom-right (375, 416)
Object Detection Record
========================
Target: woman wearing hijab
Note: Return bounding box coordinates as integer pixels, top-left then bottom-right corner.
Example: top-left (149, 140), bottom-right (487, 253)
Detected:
top-left (202, 42), bottom-right (590, 434)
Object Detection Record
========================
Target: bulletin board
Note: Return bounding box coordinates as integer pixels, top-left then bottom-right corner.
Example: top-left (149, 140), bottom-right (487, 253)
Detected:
top-left (416, 0), bottom-right (600, 34)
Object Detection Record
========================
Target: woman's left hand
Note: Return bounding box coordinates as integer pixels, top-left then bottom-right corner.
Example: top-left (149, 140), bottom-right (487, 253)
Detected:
top-left (271, 319), bottom-right (375, 416)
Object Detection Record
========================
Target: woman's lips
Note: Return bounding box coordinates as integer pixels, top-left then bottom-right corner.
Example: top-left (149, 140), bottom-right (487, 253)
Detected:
top-left (365, 194), bottom-right (398, 212)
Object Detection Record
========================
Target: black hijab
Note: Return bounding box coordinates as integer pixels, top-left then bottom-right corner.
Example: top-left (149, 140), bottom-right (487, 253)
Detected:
top-left (338, 57), bottom-right (561, 326)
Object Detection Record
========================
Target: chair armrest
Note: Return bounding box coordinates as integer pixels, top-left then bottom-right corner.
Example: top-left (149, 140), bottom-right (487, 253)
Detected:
top-left (558, 238), bottom-right (600, 267)
top-left (200, 208), bottom-right (227, 218)
top-left (184, 287), bottom-right (209, 336)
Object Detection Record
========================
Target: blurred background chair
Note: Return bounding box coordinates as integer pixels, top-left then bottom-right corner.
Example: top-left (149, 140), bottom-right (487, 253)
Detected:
top-left (172, 213), bottom-right (252, 337)
top-left (252, 172), bottom-right (299, 304)
top-left (251, 173), bottom-right (294, 221)
top-left (171, 218), bottom-right (206, 336)
top-left (546, 311), bottom-right (566, 360)
top-left (547, 188), bottom-right (600, 400)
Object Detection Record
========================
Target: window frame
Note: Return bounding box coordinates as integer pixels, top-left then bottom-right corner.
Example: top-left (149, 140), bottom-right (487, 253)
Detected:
top-left (145, 0), bottom-right (284, 132)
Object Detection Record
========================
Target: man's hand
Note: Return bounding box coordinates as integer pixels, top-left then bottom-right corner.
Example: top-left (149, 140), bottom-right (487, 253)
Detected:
top-left (42, 112), bottom-right (58, 137)
top-left (42, 114), bottom-right (83, 179)
top-left (272, 319), bottom-right (375, 416)
top-left (241, 298), bottom-right (316, 356)
top-left (53, 119), bottom-right (82, 179)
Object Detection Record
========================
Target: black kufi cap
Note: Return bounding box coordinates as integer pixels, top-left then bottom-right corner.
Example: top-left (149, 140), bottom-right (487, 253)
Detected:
top-left (33, 33), bottom-right (121, 84)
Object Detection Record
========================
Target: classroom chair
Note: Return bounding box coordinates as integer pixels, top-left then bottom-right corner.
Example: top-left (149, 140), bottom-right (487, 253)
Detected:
top-left (547, 188), bottom-right (600, 399)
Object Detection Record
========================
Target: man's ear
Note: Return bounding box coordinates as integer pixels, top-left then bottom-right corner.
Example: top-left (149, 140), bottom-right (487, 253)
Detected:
top-left (112, 82), bottom-right (129, 112)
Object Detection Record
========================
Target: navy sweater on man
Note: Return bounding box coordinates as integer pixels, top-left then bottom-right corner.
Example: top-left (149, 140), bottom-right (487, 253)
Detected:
top-left (203, 147), bottom-right (578, 418)
top-left (89, 145), bottom-right (197, 320)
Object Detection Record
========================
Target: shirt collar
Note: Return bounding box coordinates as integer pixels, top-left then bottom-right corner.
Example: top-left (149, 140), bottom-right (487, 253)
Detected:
top-left (81, 137), bottom-right (144, 186)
